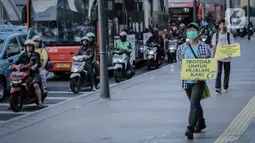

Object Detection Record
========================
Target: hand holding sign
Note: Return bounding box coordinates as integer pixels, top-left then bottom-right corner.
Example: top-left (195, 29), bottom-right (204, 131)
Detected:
top-left (217, 43), bottom-right (240, 60)
top-left (181, 58), bottom-right (217, 80)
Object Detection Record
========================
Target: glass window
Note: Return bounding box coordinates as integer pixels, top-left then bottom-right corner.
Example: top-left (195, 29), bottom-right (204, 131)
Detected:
top-left (18, 36), bottom-right (26, 51)
top-left (0, 39), bottom-right (4, 53)
top-left (0, 29), bottom-right (14, 32)
top-left (6, 38), bottom-right (20, 57)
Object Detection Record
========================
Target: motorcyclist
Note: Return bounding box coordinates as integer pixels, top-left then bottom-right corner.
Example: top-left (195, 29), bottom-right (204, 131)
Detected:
top-left (77, 36), bottom-right (97, 91)
top-left (199, 21), bottom-right (212, 44)
top-left (115, 31), bottom-right (134, 72)
top-left (146, 28), bottom-right (164, 60)
top-left (178, 23), bottom-right (186, 38)
top-left (167, 26), bottom-right (180, 41)
top-left (33, 35), bottom-right (48, 93)
top-left (86, 32), bottom-right (99, 79)
top-left (15, 39), bottom-right (43, 107)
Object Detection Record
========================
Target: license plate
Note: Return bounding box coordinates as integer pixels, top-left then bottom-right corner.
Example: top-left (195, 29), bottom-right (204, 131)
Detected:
top-left (56, 63), bottom-right (70, 68)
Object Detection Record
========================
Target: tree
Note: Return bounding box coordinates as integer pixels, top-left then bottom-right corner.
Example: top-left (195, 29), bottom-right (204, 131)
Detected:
top-left (242, 6), bottom-right (255, 16)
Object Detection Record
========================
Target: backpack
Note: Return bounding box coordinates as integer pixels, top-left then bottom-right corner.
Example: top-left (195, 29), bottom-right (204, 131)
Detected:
top-left (40, 48), bottom-right (53, 70)
top-left (216, 32), bottom-right (230, 45)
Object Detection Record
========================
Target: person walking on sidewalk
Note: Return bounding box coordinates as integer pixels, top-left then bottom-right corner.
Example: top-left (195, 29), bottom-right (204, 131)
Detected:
top-left (177, 22), bottom-right (211, 139)
top-left (211, 19), bottom-right (234, 93)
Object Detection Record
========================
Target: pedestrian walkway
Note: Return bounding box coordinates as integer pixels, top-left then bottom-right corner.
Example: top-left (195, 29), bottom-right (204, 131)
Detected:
top-left (0, 40), bottom-right (255, 143)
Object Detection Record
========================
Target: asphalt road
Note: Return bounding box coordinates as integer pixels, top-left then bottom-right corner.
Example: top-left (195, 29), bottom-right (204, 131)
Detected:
top-left (0, 62), bottom-right (168, 124)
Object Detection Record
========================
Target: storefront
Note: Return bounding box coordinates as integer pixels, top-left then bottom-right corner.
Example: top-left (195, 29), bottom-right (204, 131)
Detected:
top-left (199, 0), bottom-right (225, 24)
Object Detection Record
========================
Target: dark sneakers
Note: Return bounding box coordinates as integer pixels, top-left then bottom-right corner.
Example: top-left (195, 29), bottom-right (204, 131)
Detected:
top-left (185, 126), bottom-right (194, 139)
top-left (194, 118), bottom-right (206, 133)
top-left (216, 88), bottom-right (221, 93)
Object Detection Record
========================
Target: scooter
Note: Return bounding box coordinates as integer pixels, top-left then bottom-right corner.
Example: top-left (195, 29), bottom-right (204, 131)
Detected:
top-left (240, 27), bottom-right (246, 38)
top-left (69, 54), bottom-right (99, 94)
top-left (8, 63), bottom-right (47, 112)
top-left (146, 43), bottom-right (161, 70)
top-left (112, 49), bottom-right (135, 83)
top-left (167, 39), bottom-right (178, 63)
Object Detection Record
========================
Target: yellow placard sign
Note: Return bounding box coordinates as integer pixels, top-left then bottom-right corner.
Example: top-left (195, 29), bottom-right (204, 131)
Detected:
top-left (217, 43), bottom-right (240, 59)
top-left (181, 58), bottom-right (217, 80)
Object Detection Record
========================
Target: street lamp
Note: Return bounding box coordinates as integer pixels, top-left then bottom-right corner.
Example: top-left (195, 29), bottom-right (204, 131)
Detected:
top-left (193, 0), bottom-right (197, 22)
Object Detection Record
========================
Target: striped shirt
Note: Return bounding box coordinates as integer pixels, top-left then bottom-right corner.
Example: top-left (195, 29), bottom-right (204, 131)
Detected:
top-left (176, 41), bottom-right (211, 89)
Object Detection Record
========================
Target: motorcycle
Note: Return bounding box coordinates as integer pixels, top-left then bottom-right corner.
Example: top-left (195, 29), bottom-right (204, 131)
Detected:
top-left (146, 43), bottom-right (161, 70)
top-left (240, 27), bottom-right (246, 38)
top-left (9, 63), bottom-right (47, 112)
top-left (249, 27), bottom-right (254, 36)
top-left (178, 37), bottom-right (186, 45)
top-left (69, 54), bottom-right (99, 94)
top-left (200, 34), bottom-right (208, 43)
top-left (167, 39), bottom-right (178, 63)
top-left (112, 49), bottom-right (135, 83)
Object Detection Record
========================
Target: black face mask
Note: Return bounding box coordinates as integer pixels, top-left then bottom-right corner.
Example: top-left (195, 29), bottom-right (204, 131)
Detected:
top-left (120, 36), bottom-right (126, 41)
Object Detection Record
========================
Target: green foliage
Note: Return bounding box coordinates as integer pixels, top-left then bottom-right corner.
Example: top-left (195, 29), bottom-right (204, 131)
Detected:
top-left (242, 6), bottom-right (255, 16)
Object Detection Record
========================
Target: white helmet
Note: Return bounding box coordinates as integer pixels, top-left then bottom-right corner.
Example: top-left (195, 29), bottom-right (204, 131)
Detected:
top-left (24, 39), bottom-right (35, 46)
top-left (120, 31), bottom-right (127, 36)
top-left (86, 32), bottom-right (95, 37)
top-left (32, 35), bottom-right (42, 42)
top-left (180, 23), bottom-right (185, 27)
top-left (81, 36), bottom-right (89, 42)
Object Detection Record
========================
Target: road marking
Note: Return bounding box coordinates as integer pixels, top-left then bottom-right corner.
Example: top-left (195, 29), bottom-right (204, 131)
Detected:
top-left (49, 91), bottom-right (85, 94)
top-left (0, 103), bottom-right (53, 106)
top-left (46, 97), bottom-right (72, 100)
top-left (215, 96), bottom-right (255, 143)
top-left (0, 111), bottom-right (30, 114)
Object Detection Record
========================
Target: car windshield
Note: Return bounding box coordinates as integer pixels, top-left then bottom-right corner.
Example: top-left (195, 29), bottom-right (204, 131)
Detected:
top-left (28, 23), bottom-right (94, 46)
top-left (0, 39), bottom-right (4, 53)
top-left (0, 29), bottom-right (14, 32)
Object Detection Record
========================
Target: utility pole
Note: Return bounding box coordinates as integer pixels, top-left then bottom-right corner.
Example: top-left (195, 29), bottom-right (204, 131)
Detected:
top-left (193, 0), bottom-right (197, 22)
top-left (248, 0), bottom-right (251, 40)
top-left (26, 0), bottom-right (31, 30)
top-left (226, 0), bottom-right (231, 32)
top-left (98, 0), bottom-right (110, 99)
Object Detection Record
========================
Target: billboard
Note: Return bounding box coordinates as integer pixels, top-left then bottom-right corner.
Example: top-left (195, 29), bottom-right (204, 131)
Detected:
top-left (168, 0), bottom-right (194, 8)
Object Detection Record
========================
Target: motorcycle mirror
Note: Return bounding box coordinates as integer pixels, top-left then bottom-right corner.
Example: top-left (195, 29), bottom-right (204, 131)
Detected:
top-left (7, 58), bottom-right (14, 63)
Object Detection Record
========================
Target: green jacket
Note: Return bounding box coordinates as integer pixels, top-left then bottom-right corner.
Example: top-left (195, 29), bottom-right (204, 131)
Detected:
top-left (115, 40), bottom-right (132, 53)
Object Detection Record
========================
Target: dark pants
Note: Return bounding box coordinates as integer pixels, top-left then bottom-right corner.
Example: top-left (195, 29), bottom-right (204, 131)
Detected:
top-left (185, 83), bottom-right (204, 128)
top-left (157, 47), bottom-right (164, 60)
top-left (215, 61), bottom-right (231, 89)
top-left (92, 61), bottom-right (99, 77)
top-left (126, 56), bottom-right (134, 72)
top-left (85, 62), bottom-right (95, 88)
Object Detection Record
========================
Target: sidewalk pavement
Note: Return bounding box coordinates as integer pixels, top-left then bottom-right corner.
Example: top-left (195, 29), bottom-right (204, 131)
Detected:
top-left (0, 40), bottom-right (255, 143)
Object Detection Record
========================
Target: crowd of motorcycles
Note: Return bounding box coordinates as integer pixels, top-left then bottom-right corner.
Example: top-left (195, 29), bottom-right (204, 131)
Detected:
top-left (232, 26), bottom-right (254, 38)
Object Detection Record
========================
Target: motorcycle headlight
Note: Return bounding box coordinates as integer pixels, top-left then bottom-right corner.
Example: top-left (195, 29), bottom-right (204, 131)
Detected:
top-left (12, 80), bottom-right (22, 84)
top-left (148, 51), bottom-right (154, 54)
top-left (169, 47), bottom-right (175, 50)
top-left (202, 38), bottom-right (206, 41)
top-left (113, 59), bottom-right (123, 63)
top-left (72, 68), bottom-right (79, 72)
top-left (71, 63), bottom-right (83, 72)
